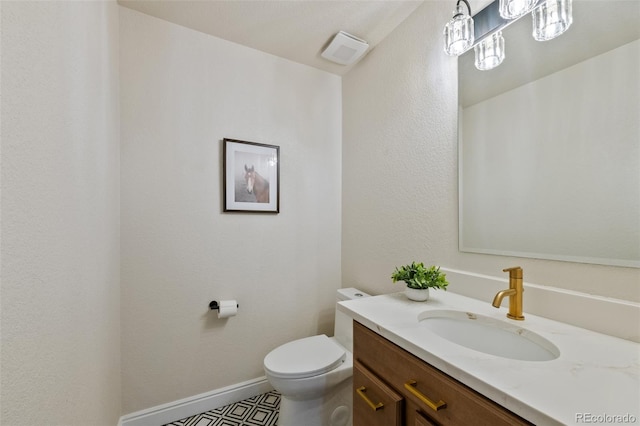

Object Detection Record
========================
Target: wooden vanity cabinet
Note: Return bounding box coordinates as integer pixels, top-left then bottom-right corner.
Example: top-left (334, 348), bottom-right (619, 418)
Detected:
top-left (353, 321), bottom-right (533, 426)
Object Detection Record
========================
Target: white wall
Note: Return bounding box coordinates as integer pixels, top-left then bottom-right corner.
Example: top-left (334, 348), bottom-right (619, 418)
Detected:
top-left (119, 7), bottom-right (342, 413)
top-left (342, 2), bottom-right (639, 304)
top-left (343, 1), bottom-right (460, 295)
top-left (0, 2), bottom-right (121, 425)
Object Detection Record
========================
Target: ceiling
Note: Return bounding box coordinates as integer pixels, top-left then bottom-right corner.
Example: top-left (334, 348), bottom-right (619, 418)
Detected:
top-left (116, 0), bottom-right (635, 92)
top-left (117, 0), bottom-right (426, 75)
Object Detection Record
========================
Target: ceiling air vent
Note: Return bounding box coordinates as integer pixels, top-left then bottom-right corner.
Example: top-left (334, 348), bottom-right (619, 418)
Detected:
top-left (321, 31), bottom-right (369, 65)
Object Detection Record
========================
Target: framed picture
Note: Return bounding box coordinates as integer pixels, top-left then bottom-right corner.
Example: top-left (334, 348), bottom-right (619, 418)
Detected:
top-left (223, 138), bottom-right (280, 213)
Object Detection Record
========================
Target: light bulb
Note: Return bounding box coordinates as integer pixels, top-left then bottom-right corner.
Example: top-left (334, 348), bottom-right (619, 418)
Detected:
top-left (474, 31), bottom-right (505, 71)
top-left (444, 1), bottom-right (474, 56)
top-left (532, 0), bottom-right (573, 41)
top-left (500, 0), bottom-right (538, 20)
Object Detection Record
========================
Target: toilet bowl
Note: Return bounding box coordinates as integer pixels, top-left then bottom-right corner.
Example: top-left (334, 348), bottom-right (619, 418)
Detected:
top-left (263, 288), bottom-right (369, 426)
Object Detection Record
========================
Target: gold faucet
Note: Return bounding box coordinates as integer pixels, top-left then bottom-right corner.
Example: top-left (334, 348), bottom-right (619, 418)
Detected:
top-left (492, 267), bottom-right (525, 320)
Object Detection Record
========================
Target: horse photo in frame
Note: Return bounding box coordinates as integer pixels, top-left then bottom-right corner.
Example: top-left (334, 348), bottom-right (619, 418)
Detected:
top-left (223, 138), bottom-right (280, 213)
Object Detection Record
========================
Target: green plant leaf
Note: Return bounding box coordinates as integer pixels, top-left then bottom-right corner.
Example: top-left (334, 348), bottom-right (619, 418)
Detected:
top-left (390, 263), bottom-right (449, 290)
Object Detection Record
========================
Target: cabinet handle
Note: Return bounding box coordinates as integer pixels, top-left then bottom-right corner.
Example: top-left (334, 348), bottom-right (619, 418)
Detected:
top-left (356, 386), bottom-right (384, 411)
top-left (404, 380), bottom-right (447, 412)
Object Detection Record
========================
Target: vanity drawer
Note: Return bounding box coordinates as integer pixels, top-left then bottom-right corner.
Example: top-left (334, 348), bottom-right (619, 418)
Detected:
top-left (354, 321), bottom-right (532, 426)
top-left (353, 360), bottom-right (403, 426)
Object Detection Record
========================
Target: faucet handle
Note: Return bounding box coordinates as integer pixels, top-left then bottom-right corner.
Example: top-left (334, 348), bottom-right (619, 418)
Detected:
top-left (502, 266), bottom-right (523, 278)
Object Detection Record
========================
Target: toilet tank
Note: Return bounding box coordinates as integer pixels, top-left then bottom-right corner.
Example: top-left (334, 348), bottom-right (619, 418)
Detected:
top-left (334, 288), bottom-right (370, 351)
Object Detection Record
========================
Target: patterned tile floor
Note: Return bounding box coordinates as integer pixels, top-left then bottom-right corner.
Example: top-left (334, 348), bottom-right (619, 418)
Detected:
top-left (164, 391), bottom-right (280, 426)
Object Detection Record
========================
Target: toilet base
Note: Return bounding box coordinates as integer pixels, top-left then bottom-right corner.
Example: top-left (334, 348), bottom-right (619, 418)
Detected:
top-left (278, 377), bottom-right (352, 426)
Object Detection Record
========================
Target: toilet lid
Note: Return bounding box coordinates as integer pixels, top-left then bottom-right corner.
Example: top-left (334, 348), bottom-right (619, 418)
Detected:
top-left (264, 335), bottom-right (346, 379)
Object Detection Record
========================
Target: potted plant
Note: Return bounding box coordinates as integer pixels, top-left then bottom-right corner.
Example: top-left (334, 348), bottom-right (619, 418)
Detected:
top-left (391, 262), bottom-right (449, 301)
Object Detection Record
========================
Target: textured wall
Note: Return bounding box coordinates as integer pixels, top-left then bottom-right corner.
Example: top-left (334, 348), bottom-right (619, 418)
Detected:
top-left (0, 2), bottom-right (121, 425)
top-left (343, 1), bottom-right (460, 294)
top-left (342, 2), bottom-right (639, 303)
top-left (119, 7), bottom-right (342, 413)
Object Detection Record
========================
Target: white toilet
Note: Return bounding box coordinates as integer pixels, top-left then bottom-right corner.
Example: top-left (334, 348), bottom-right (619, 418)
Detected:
top-left (263, 288), bottom-right (369, 426)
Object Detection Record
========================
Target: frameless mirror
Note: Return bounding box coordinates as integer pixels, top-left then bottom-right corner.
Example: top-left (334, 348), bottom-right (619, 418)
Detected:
top-left (458, 1), bottom-right (640, 268)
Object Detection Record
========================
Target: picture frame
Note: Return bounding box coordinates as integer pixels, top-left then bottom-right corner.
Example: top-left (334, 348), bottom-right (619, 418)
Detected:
top-left (223, 138), bottom-right (280, 213)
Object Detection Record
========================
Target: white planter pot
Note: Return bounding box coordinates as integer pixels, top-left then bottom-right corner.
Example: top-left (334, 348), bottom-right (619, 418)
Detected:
top-left (405, 287), bottom-right (430, 302)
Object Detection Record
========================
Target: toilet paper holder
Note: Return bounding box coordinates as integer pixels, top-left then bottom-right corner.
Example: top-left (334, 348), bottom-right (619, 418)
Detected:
top-left (209, 300), bottom-right (239, 311)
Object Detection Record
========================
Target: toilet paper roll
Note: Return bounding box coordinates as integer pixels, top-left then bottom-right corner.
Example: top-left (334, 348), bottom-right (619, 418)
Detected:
top-left (217, 300), bottom-right (238, 319)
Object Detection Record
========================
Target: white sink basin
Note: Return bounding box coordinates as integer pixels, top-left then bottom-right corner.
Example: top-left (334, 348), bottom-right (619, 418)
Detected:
top-left (418, 310), bottom-right (560, 361)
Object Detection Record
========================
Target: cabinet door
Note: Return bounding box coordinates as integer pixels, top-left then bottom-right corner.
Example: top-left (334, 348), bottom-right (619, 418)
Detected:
top-left (353, 360), bottom-right (403, 426)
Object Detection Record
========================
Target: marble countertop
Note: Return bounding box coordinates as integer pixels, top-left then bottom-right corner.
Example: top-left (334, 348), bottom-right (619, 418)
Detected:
top-left (338, 291), bottom-right (640, 425)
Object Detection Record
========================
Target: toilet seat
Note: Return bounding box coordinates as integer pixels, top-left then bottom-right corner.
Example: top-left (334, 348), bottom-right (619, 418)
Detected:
top-left (264, 335), bottom-right (346, 379)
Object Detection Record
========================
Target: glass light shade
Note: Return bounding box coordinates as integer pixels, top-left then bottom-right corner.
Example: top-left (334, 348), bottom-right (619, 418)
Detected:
top-left (474, 31), bottom-right (505, 71)
top-left (443, 4), bottom-right (475, 56)
top-left (532, 0), bottom-right (573, 41)
top-left (499, 0), bottom-right (538, 20)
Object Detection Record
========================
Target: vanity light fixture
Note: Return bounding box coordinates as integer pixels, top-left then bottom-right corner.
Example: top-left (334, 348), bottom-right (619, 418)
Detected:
top-left (443, 0), bottom-right (474, 56)
top-left (474, 31), bottom-right (505, 71)
top-left (532, 0), bottom-right (573, 41)
top-left (449, 0), bottom-right (574, 71)
top-left (499, 0), bottom-right (537, 20)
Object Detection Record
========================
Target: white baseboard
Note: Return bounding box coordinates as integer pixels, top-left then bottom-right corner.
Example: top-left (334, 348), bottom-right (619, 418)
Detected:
top-left (119, 377), bottom-right (273, 426)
